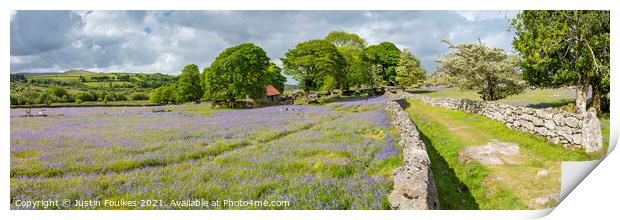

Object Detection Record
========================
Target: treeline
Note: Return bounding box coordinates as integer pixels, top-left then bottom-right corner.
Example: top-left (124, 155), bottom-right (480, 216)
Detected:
top-left (150, 31), bottom-right (428, 104)
top-left (10, 73), bottom-right (177, 89)
top-left (10, 86), bottom-right (150, 106)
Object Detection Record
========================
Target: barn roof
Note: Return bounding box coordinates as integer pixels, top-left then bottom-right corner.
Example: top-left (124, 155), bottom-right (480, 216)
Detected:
top-left (265, 84), bottom-right (281, 96)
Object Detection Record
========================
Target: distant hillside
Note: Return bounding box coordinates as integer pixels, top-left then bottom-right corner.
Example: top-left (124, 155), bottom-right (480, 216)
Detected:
top-left (14, 70), bottom-right (169, 77)
top-left (13, 71), bottom-right (63, 76)
top-left (14, 69), bottom-right (96, 76)
top-left (284, 84), bottom-right (299, 90)
top-left (63, 69), bottom-right (96, 75)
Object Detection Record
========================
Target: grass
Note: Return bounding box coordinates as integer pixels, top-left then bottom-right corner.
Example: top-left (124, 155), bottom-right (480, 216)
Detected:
top-left (601, 117), bottom-right (610, 154)
top-left (329, 103), bottom-right (382, 113)
top-left (413, 87), bottom-right (575, 108)
top-left (294, 93), bottom-right (373, 105)
top-left (403, 98), bottom-right (594, 210)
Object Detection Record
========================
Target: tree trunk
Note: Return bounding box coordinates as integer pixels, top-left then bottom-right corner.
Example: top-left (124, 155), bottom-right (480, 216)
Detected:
top-left (575, 76), bottom-right (590, 115)
top-left (27, 98), bottom-right (32, 117)
top-left (590, 80), bottom-right (602, 116)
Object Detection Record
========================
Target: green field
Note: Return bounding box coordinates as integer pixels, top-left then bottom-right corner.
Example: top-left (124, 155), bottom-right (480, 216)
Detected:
top-left (411, 87), bottom-right (575, 108)
top-left (83, 81), bottom-right (137, 88)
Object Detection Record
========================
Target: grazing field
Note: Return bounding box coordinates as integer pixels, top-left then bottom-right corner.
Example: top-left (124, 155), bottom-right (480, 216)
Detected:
top-left (411, 87), bottom-right (576, 108)
top-left (402, 98), bottom-right (597, 210)
top-left (10, 96), bottom-right (402, 209)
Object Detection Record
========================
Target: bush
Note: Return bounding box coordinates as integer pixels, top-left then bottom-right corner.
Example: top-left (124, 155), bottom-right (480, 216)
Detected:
top-left (77, 91), bottom-right (98, 102)
top-left (115, 93), bottom-right (128, 101)
top-left (131, 93), bottom-right (149, 100)
top-left (48, 86), bottom-right (69, 98)
top-left (37, 93), bottom-right (52, 104)
top-left (75, 99), bottom-right (82, 104)
top-left (150, 85), bottom-right (178, 104)
top-left (10, 94), bottom-right (24, 105)
top-left (61, 94), bottom-right (75, 103)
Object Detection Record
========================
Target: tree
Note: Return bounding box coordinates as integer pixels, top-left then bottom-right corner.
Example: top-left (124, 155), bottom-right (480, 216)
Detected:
top-left (325, 31), bottom-right (366, 49)
top-left (363, 42), bottom-right (401, 86)
top-left (265, 62), bottom-right (286, 93)
top-left (368, 64), bottom-right (386, 90)
top-left (395, 49), bottom-right (427, 88)
top-left (281, 39), bottom-right (346, 98)
top-left (15, 82), bottom-right (37, 116)
top-left (202, 67), bottom-right (212, 100)
top-left (512, 10), bottom-right (610, 114)
top-left (324, 31), bottom-right (368, 91)
top-left (176, 64), bottom-right (204, 103)
top-left (150, 84), bottom-right (178, 104)
top-left (436, 41), bottom-right (526, 101)
top-left (205, 43), bottom-right (271, 103)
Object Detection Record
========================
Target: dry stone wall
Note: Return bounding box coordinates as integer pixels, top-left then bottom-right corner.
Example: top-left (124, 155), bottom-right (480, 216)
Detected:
top-left (402, 92), bottom-right (602, 153)
top-left (384, 96), bottom-right (440, 210)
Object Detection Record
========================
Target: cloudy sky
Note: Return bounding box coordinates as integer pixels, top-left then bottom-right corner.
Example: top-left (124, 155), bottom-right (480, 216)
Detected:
top-left (10, 10), bottom-right (518, 84)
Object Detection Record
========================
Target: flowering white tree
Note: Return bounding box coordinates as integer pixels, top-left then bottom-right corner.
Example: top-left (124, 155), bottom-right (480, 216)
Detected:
top-left (436, 41), bottom-right (526, 101)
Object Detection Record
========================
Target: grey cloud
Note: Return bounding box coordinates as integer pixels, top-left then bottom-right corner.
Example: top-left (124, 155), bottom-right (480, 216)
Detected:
top-left (11, 11), bottom-right (83, 56)
top-left (10, 10), bottom-right (517, 81)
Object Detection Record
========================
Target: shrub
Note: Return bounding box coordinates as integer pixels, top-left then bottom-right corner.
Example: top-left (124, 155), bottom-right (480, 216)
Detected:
top-left (77, 91), bottom-right (98, 102)
top-left (131, 93), bottom-right (149, 100)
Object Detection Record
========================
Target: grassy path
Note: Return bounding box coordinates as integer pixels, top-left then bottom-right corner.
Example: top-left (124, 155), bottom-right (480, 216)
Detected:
top-left (403, 98), bottom-right (595, 210)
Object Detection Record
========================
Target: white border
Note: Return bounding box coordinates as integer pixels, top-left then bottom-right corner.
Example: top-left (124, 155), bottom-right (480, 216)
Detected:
top-left (2, 1), bottom-right (617, 220)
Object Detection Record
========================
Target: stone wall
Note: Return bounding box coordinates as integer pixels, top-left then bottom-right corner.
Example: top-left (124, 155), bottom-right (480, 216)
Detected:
top-left (384, 96), bottom-right (440, 210)
top-left (400, 92), bottom-right (602, 153)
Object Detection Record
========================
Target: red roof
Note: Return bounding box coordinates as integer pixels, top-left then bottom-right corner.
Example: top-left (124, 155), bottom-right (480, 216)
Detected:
top-left (265, 84), bottom-right (281, 96)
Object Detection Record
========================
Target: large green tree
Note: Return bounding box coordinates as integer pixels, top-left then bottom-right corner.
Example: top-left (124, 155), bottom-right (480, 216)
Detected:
top-left (205, 43), bottom-right (271, 102)
top-left (324, 31), bottom-right (368, 91)
top-left (265, 62), bottom-right (286, 93)
top-left (436, 41), bottom-right (526, 101)
top-left (512, 10), bottom-right (610, 114)
top-left (281, 39), bottom-right (346, 98)
top-left (395, 49), bottom-right (427, 88)
top-left (363, 42), bottom-right (401, 86)
top-left (176, 64), bottom-right (204, 103)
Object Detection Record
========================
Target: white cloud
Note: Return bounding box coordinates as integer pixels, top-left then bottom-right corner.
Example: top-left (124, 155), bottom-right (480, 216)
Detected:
top-left (11, 10), bottom-right (518, 80)
top-left (456, 11), bottom-right (516, 22)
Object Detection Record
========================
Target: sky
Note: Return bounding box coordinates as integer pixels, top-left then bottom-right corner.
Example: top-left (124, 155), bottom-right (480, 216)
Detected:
top-left (10, 10), bottom-right (518, 84)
